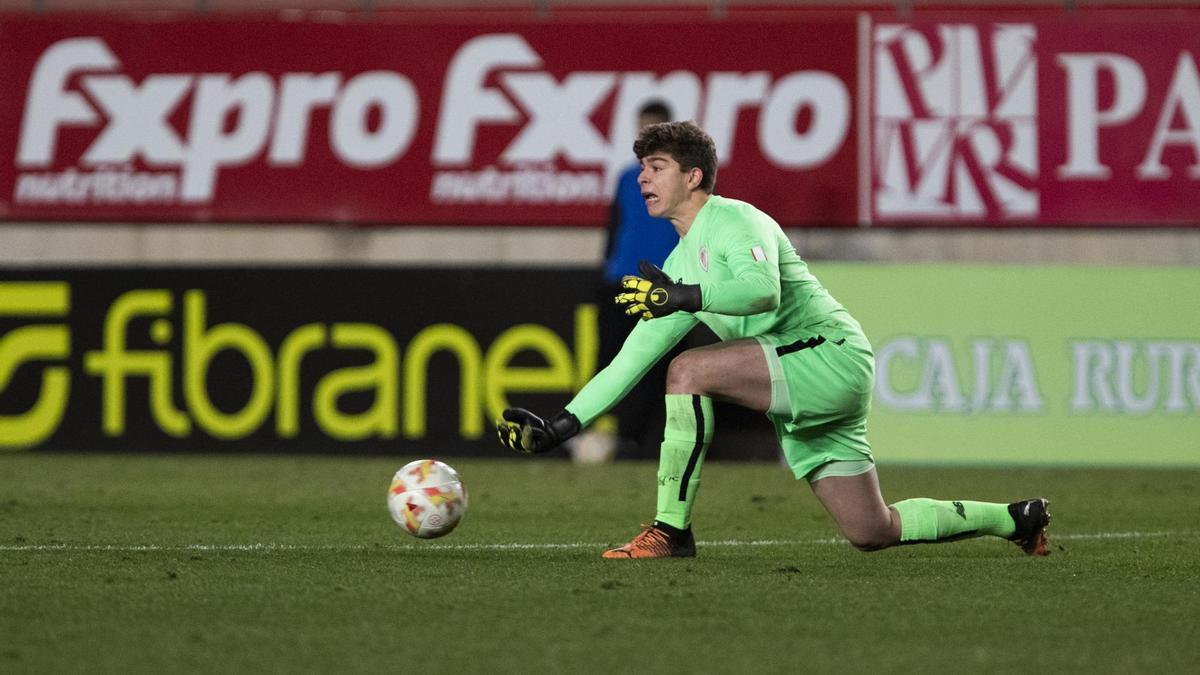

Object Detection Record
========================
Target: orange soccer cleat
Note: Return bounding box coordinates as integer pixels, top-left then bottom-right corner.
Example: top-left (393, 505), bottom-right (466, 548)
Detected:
top-left (602, 521), bottom-right (696, 559)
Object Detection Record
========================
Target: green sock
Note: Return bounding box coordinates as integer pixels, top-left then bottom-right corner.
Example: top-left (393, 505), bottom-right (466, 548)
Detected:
top-left (654, 394), bottom-right (714, 530)
top-left (891, 498), bottom-right (1016, 543)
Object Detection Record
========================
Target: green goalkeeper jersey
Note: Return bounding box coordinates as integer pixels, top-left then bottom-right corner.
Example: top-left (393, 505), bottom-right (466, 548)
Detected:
top-left (565, 194), bottom-right (865, 426)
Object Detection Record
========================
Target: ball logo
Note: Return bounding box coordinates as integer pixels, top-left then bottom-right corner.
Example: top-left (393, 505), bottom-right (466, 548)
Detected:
top-left (649, 289), bottom-right (669, 306)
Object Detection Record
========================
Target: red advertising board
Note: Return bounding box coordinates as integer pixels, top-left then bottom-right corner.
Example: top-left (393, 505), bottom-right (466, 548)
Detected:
top-left (866, 11), bottom-right (1200, 226)
top-left (0, 13), bottom-right (859, 226)
top-left (1, 9), bottom-right (1198, 226)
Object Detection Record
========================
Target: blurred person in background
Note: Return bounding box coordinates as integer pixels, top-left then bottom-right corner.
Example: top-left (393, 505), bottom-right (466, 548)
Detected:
top-left (570, 100), bottom-right (680, 463)
top-left (499, 121), bottom-right (1052, 560)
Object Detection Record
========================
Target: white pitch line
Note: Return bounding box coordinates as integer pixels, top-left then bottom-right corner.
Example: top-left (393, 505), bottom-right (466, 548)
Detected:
top-left (0, 540), bottom-right (800, 553)
top-left (0, 531), bottom-right (1189, 553)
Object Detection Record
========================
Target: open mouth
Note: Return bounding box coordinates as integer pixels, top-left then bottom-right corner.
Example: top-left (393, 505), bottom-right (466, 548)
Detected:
top-left (642, 192), bottom-right (659, 206)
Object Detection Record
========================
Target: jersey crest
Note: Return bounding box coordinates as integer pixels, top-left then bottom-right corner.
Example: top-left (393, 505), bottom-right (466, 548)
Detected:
top-left (699, 246), bottom-right (709, 272)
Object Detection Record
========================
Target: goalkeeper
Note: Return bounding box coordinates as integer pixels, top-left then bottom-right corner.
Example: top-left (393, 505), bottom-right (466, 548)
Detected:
top-left (498, 121), bottom-right (1051, 559)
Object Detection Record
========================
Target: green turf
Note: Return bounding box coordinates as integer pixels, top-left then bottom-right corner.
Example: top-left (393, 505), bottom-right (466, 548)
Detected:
top-left (2, 453), bottom-right (1198, 673)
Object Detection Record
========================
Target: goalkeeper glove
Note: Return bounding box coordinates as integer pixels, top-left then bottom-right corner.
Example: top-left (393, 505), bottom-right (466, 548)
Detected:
top-left (496, 408), bottom-right (581, 455)
top-left (615, 260), bottom-right (702, 321)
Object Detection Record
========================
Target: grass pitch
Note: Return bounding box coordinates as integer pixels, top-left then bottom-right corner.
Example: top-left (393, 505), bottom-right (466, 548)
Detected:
top-left (2, 453), bottom-right (1198, 673)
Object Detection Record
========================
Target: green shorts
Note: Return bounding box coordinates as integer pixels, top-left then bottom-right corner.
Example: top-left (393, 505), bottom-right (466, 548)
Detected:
top-left (755, 332), bottom-right (875, 481)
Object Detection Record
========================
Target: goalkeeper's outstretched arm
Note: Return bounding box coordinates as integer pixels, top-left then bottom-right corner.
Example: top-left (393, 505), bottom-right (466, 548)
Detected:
top-left (565, 311), bottom-right (695, 426)
top-left (496, 311), bottom-right (695, 454)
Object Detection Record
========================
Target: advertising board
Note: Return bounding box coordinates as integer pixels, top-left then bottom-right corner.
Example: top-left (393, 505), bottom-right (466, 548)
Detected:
top-left (4, 265), bottom-right (1196, 465)
top-left (2, 9), bottom-right (1195, 225)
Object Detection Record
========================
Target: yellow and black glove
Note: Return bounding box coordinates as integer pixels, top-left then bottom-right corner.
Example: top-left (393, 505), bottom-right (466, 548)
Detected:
top-left (496, 408), bottom-right (581, 455)
top-left (615, 260), bottom-right (702, 321)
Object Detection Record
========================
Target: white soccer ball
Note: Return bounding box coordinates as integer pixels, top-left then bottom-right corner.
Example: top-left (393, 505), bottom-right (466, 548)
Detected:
top-left (387, 459), bottom-right (468, 539)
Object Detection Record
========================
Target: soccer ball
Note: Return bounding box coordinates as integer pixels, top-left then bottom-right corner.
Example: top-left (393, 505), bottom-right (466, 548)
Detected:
top-left (387, 459), bottom-right (468, 539)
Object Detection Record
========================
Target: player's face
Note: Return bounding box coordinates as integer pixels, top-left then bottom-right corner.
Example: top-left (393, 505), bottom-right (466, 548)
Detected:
top-left (637, 153), bottom-right (696, 220)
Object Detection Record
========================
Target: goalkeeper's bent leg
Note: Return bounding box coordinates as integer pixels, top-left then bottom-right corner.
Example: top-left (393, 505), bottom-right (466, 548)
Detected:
top-left (654, 394), bottom-right (714, 530)
top-left (891, 498), bottom-right (1016, 543)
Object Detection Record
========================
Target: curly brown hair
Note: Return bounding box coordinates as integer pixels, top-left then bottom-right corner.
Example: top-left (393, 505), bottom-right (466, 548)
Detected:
top-left (633, 120), bottom-right (717, 193)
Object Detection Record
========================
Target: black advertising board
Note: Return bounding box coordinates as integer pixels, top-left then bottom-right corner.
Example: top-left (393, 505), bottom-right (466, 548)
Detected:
top-left (0, 268), bottom-right (603, 455)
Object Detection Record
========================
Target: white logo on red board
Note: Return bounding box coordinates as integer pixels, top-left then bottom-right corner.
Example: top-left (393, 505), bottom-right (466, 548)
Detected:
top-left (14, 37), bottom-right (419, 206)
top-left (12, 34), bottom-right (853, 210)
top-left (872, 23), bottom-right (1038, 220)
top-left (429, 34), bottom-right (850, 206)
